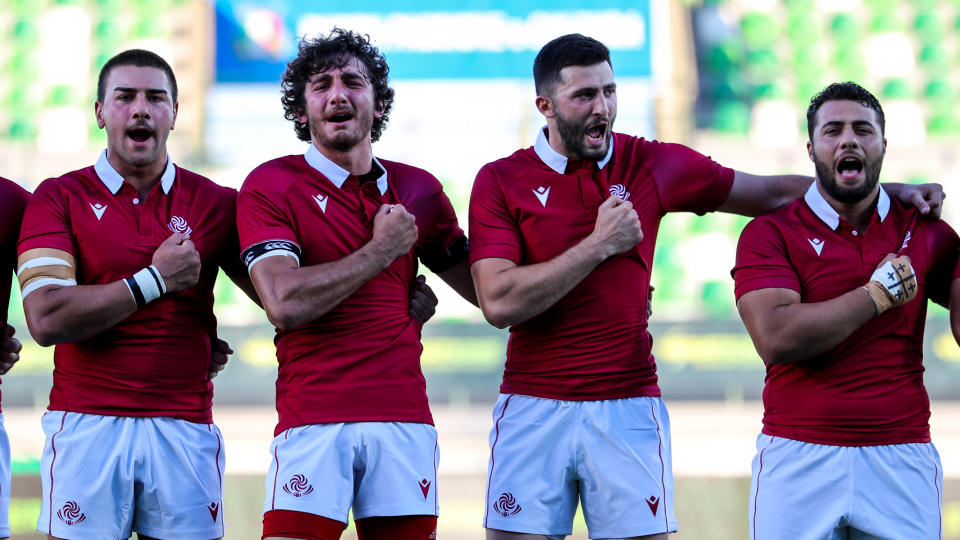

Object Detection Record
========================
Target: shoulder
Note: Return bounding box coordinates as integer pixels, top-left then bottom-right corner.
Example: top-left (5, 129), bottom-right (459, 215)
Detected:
top-left (380, 158), bottom-right (438, 185)
top-left (176, 167), bottom-right (237, 201)
top-left (0, 177), bottom-right (29, 210)
top-left (241, 155), bottom-right (302, 195)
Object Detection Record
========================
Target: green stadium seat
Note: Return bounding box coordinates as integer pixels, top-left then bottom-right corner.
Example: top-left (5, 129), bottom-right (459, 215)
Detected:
top-left (913, 12), bottom-right (942, 44)
top-left (706, 42), bottom-right (744, 76)
top-left (924, 78), bottom-right (953, 102)
top-left (740, 12), bottom-right (779, 49)
top-left (745, 47), bottom-right (779, 80)
top-left (927, 108), bottom-right (960, 136)
top-left (918, 44), bottom-right (948, 70)
top-left (832, 48), bottom-right (866, 82)
top-left (882, 78), bottom-right (912, 99)
top-left (9, 118), bottom-right (36, 141)
top-left (787, 14), bottom-right (820, 45)
top-left (46, 85), bottom-right (74, 107)
top-left (830, 13), bottom-right (860, 44)
top-left (869, 12), bottom-right (902, 33)
top-left (712, 101), bottom-right (751, 134)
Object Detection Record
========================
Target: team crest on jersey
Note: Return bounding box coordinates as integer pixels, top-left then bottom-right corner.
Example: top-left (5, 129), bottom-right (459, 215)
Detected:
top-left (419, 478), bottom-right (431, 499)
top-left (900, 230), bottom-right (912, 252)
top-left (282, 474), bottom-right (315, 497)
top-left (493, 492), bottom-right (521, 517)
top-left (313, 193), bottom-right (329, 213)
top-left (168, 216), bottom-right (193, 236)
top-left (89, 202), bottom-right (107, 221)
top-left (532, 186), bottom-right (550, 207)
top-left (645, 495), bottom-right (660, 516)
top-left (609, 184), bottom-right (630, 201)
top-left (57, 501), bottom-right (86, 525)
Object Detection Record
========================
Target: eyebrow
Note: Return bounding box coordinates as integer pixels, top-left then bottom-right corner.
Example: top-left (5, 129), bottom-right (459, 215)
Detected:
top-left (113, 87), bottom-right (168, 95)
top-left (820, 120), bottom-right (874, 130)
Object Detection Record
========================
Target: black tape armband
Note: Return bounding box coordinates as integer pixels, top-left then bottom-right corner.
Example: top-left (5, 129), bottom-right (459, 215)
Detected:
top-left (419, 235), bottom-right (469, 274)
top-left (241, 240), bottom-right (302, 271)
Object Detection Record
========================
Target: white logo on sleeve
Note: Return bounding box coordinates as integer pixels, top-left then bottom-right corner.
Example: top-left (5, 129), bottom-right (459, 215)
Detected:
top-left (90, 202), bottom-right (107, 221)
top-left (609, 184), bottom-right (630, 201)
top-left (168, 216), bottom-right (193, 236)
top-left (532, 186), bottom-right (550, 207)
top-left (313, 193), bottom-right (328, 213)
top-left (808, 238), bottom-right (824, 256)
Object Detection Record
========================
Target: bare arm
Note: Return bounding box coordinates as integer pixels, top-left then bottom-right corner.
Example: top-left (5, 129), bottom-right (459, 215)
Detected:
top-left (736, 287), bottom-right (877, 365)
top-left (737, 255), bottom-right (918, 364)
top-left (24, 233), bottom-right (200, 346)
top-left (471, 195), bottom-right (642, 329)
top-left (436, 257), bottom-right (478, 306)
top-left (249, 203), bottom-right (418, 330)
top-left (717, 171), bottom-right (812, 217)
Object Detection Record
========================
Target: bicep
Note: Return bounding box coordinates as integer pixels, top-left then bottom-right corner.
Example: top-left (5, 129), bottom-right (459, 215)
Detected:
top-left (248, 254), bottom-right (300, 308)
top-left (736, 287), bottom-right (801, 338)
top-left (470, 257), bottom-right (517, 301)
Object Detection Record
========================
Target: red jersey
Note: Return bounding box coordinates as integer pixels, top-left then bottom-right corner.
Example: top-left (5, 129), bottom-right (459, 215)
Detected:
top-left (732, 183), bottom-right (960, 446)
top-left (18, 151), bottom-right (241, 423)
top-left (1, 178), bottom-right (29, 411)
top-left (237, 145), bottom-right (466, 435)
top-left (469, 129), bottom-right (734, 400)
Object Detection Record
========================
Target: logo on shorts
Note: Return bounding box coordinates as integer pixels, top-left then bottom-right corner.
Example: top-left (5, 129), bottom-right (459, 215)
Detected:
top-left (609, 184), bottom-right (631, 201)
top-left (282, 474), bottom-right (315, 497)
top-left (645, 495), bottom-right (660, 516)
top-left (168, 216), bottom-right (193, 236)
top-left (57, 501), bottom-right (86, 526)
top-left (493, 492), bottom-right (521, 517)
top-left (419, 478), bottom-right (431, 499)
top-left (207, 502), bottom-right (220, 523)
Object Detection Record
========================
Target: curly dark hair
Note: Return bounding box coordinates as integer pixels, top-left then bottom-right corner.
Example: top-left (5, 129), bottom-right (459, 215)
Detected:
top-left (281, 29), bottom-right (395, 143)
top-left (807, 82), bottom-right (884, 139)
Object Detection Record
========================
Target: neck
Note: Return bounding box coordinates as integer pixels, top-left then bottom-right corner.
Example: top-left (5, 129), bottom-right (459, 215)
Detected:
top-left (544, 123), bottom-right (575, 160)
top-left (313, 140), bottom-right (374, 176)
top-left (819, 183), bottom-right (879, 232)
top-left (107, 150), bottom-right (167, 200)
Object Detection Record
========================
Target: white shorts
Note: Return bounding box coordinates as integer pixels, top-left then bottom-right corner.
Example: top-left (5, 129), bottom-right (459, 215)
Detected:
top-left (264, 422), bottom-right (439, 522)
top-left (0, 414), bottom-right (10, 538)
top-left (484, 394), bottom-right (677, 538)
top-left (38, 411), bottom-right (225, 540)
top-left (749, 434), bottom-right (943, 540)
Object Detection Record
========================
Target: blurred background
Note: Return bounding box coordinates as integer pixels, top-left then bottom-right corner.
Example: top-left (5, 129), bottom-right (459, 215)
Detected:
top-left (1, 0), bottom-right (959, 538)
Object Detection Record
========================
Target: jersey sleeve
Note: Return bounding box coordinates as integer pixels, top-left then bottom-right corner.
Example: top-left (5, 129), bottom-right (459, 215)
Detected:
top-left (922, 220), bottom-right (960, 308)
top-left (468, 163), bottom-right (522, 264)
top-left (1, 179), bottom-right (29, 324)
top-left (18, 178), bottom-right (75, 256)
top-left (406, 171), bottom-right (467, 274)
top-left (731, 217), bottom-right (801, 299)
top-left (645, 141), bottom-right (735, 216)
top-left (236, 169), bottom-right (302, 271)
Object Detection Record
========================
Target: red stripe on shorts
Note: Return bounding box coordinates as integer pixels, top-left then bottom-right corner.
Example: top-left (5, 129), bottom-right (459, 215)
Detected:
top-left (48, 412), bottom-right (68, 534)
top-left (484, 395), bottom-right (513, 528)
top-left (752, 436), bottom-right (775, 540)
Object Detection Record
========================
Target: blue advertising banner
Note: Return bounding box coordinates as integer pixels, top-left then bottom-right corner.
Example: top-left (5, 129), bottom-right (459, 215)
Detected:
top-left (215, 0), bottom-right (652, 82)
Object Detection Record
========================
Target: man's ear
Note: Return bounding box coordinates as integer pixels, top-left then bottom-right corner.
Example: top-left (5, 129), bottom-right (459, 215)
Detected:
top-left (536, 95), bottom-right (554, 119)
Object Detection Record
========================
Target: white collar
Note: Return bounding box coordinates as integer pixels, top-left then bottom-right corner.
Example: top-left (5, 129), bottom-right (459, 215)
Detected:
top-left (803, 181), bottom-right (890, 230)
top-left (94, 149), bottom-right (175, 195)
top-left (533, 126), bottom-right (614, 174)
top-left (304, 143), bottom-right (388, 196)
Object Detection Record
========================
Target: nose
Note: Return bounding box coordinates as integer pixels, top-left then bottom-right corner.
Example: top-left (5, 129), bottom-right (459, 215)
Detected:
top-left (131, 93), bottom-right (150, 120)
top-left (839, 126), bottom-right (859, 149)
top-left (328, 79), bottom-right (348, 106)
top-left (593, 95), bottom-right (609, 117)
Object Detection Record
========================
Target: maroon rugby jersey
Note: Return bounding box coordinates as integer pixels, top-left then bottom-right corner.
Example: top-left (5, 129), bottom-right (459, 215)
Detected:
top-left (237, 146), bottom-right (465, 435)
top-left (18, 152), bottom-right (240, 423)
top-left (469, 129), bottom-right (734, 400)
top-left (732, 184), bottom-right (960, 445)
top-left (1, 177), bottom-right (29, 411)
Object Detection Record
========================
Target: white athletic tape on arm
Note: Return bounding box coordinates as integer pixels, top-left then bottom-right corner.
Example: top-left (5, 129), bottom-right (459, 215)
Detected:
top-left (21, 278), bottom-right (77, 299)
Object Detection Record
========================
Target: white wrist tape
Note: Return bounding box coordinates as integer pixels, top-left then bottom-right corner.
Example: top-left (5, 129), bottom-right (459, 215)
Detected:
top-left (863, 256), bottom-right (917, 314)
top-left (124, 265), bottom-right (166, 307)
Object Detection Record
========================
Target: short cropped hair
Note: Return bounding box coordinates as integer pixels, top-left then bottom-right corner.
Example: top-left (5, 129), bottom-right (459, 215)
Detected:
top-left (97, 49), bottom-right (178, 103)
top-left (807, 82), bottom-right (885, 139)
top-left (533, 34), bottom-right (612, 97)
top-left (281, 28), bottom-right (395, 142)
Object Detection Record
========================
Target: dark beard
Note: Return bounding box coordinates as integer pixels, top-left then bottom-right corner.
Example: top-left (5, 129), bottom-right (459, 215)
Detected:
top-left (814, 155), bottom-right (883, 204)
top-left (555, 109), bottom-right (611, 162)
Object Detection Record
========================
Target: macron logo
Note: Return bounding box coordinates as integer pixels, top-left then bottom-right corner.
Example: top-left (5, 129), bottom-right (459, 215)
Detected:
top-left (808, 238), bottom-right (824, 256)
top-left (90, 202), bottom-right (107, 221)
top-left (533, 186), bottom-right (550, 207)
top-left (313, 193), bottom-right (328, 213)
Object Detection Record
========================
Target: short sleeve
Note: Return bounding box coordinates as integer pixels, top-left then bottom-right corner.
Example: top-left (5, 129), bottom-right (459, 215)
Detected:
top-left (236, 172), bottom-right (299, 252)
top-left (922, 220), bottom-right (960, 307)
top-left (646, 141), bottom-right (735, 216)
top-left (731, 217), bottom-right (801, 299)
top-left (18, 178), bottom-right (75, 256)
top-left (402, 171), bottom-right (467, 273)
top-left (468, 164), bottom-right (522, 264)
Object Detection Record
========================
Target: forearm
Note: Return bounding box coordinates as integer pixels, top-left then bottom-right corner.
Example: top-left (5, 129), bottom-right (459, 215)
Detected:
top-left (256, 242), bottom-right (394, 330)
top-left (24, 281), bottom-right (137, 346)
top-left (740, 287), bottom-right (877, 364)
top-left (474, 237), bottom-right (607, 328)
top-left (719, 172), bottom-right (813, 217)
